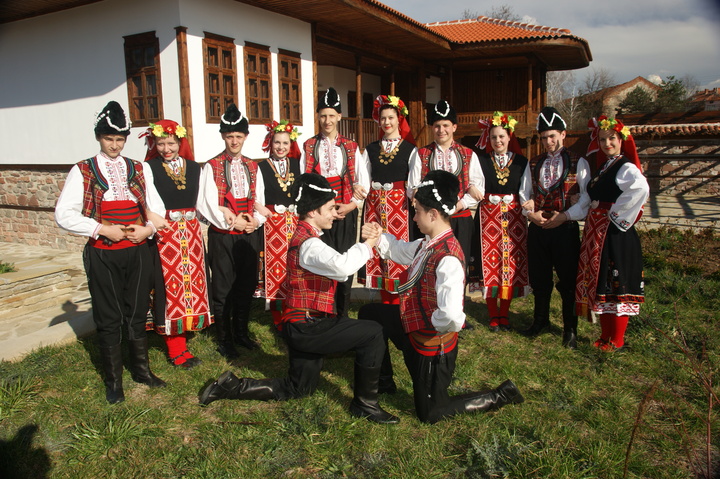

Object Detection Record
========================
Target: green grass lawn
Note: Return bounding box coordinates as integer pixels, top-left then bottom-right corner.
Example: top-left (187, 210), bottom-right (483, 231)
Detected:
top-left (1, 227), bottom-right (718, 478)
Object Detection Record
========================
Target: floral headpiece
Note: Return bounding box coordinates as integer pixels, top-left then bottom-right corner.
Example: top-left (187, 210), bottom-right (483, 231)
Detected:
top-left (149, 122), bottom-right (187, 138)
top-left (491, 111), bottom-right (518, 133)
top-left (371, 94), bottom-right (416, 145)
top-left (593, 115), bottom-right (631, 140)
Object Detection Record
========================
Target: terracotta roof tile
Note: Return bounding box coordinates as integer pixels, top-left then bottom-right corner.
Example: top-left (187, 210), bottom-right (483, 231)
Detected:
top-left (629, 123), bottom-right (720, 136)
top-left (425, 16), bottom-right (579, 44)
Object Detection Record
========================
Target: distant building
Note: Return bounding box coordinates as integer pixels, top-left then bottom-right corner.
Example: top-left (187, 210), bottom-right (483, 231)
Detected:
top-left (688, 88), bottom-right (720, 112)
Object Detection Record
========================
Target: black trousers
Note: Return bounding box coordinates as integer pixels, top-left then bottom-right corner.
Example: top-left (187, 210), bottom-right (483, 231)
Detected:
top-left (84, 243), bottom-right (153, 348)
top-left (269, 315), bottom-right (386, 400)
top-left (320, 209), bottom-right (358, 318)
top-left (207, 228), bottom-right (261, 340)
top-left (360, 303), bottom-right (476, 423)
top-left (527, 221), bottom-right (581, 323)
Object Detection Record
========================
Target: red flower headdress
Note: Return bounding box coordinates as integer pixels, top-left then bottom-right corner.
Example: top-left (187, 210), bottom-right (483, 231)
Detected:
top-left (587, 116), bottom-right (641, 171)
top-left (262, 120), bottom-right (302, 159)
top-left (140, 119), bottom-right (194, 162)
top-left (475, 111), bottom-right (523, 156)
top-left (371, 95), bottom-right (416, 145)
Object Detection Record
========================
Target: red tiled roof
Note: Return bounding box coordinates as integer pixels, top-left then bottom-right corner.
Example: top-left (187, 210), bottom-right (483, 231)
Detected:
top-left (629, 123), bottom-right (720, 136)
top-left (425, 16), bottom-right (580, 44)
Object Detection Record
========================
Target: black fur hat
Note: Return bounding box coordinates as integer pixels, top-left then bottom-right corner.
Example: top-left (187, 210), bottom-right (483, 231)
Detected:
top-left (414, 170), bottom-right (460, 217)
top-left (537, 106), bottom-right (567, 132)
top-left (428, 100), bottom-right (457, 125)
top-left (94, 101), bottom-right (131, 137)
top-left (291, 173), bottom-right (337, 216)
top-left (219, 103), bottom-right (249, 134)
top-left (316, 88), bottom-right (342, 113)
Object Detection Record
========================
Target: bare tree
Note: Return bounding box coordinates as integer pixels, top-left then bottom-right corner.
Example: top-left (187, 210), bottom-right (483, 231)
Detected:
top-left (578, 67), bottom-right (617, 118)
top-left (462, 5), bottom-right (522, 21)
top-left (547, 70), bottom-right (584, 129)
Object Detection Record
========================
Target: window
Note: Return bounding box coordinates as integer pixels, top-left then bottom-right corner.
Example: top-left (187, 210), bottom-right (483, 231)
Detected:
top-left (244, 43), bottom-right (272, 124)
top-left (278, 50), bottom-right (302, 124)
top-left (203, 33), bottom-right (238, 123)
top-left (124, 32), bottom-right (163, 126)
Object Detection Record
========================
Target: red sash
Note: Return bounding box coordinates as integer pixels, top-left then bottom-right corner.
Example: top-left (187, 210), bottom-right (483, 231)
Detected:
top-left (89, 200), bottom-right (145, 250)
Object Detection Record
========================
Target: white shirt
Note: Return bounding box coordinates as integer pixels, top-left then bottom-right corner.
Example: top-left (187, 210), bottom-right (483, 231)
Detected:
top-left (602, 160), bottom-right (650, 232)
top-left (475, 152), bottom-right (533, 213)
top-left (376, 229), bottom-right (466, 333)
top-left (298, 229), bottom-right (372, 282)
top-left (407, 142), bottom-right (482, 209)
top-left (358, 140), bottom-right (417, 198)
top-left (536, 150), bottom-right (592, 221)
top-left (300, 135), bottom-right (367, 205)
top-left (55, 153), bottom-right (163, 239)
top-left (196, 158), bottom-right (266, 230)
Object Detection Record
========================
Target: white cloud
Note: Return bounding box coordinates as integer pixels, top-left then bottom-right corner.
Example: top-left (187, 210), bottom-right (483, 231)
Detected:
top-left (647, 75), bottom-right (662, 85)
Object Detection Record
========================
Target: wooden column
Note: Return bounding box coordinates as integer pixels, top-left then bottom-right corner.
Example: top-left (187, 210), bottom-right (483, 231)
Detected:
top-left (311, 23), bottom-right (318, 135)
top-left (355, 55), bottom-right (363, 147)
top-left (175, 26), bottom-right (193, 154)
top-left (390, 68), bottom-right (395, 96)
top-left (409, 67), bottom-right (427, 145)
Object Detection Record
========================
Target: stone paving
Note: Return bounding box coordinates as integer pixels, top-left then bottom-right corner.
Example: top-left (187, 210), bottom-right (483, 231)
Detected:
top-left (0, 195), bottom-right (717, 362)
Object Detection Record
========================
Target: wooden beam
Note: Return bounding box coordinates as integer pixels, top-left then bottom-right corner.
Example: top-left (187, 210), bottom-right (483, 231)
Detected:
top-left (355, 55), bottom-right (363, 148)
top-left (311, 22), bottom-right (318, 135)
top-left (175, 26), bottom-right (193, 155)
top-left (390, 68), bottom-right (395, 96)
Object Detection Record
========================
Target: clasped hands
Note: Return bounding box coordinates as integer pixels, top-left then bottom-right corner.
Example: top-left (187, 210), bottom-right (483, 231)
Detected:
top-left (220, 206), bottom-right (259, 233)
top-left (361, 222), bottom-right (383, 248)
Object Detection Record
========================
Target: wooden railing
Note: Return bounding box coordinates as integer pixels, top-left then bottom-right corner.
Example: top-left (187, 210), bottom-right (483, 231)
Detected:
top-left (338, 118), bottom-right (378, 148)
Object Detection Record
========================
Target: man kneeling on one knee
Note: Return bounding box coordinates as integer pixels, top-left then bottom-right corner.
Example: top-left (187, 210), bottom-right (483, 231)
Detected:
top-left (358, 170), bottom-right (524, 423)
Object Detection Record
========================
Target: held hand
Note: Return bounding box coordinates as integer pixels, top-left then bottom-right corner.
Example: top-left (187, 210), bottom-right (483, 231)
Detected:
top-left (219, 206), bottom-right (236, 228)
top-left (542, 211), bottom-right (567, 229)
top-left (99, 224), bottom-right (127, 243)
top-left (232, 213), bottom-right (248, 232)
top-left (124, 224), bottom-right (152, 243)
top-left (455, 200), bottom-right (464, 212)
top-left (527, 210), bottom-right (547, 227)
top-left (146, 211), bottom-right (169, 231)
top-left (521, 199), bottom-right (535, 212)
top-left (468, 185), bottom-right (483, 202)
top-left (254, 202), bottom-right (272, 218)
top-left (569, 193), bottom-right (580, 206)
top-left (335, 202), bottom-right (357, 219)
top-left (242, 214), bottom-right (258, 234)
top-left (361, 222), bottom-right (382, 242)
top-left (353, 184), bottom-right (367, 200)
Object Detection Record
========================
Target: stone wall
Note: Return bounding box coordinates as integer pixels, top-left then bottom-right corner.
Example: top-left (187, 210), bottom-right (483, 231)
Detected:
top-left (0, 165), bottom-right (85, 251)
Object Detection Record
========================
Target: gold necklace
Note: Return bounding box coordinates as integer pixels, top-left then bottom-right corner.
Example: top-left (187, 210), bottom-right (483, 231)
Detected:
top-left (379, 140), bottom-right (402, 165)
top-left (492, 153), bottom-right (512, 186)
top-left (270, 158), bottom-right (294, 192)
top-left (162, 158), bottom-right (186, 190)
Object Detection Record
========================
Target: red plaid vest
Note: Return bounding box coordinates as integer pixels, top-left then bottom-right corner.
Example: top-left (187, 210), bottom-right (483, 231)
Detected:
top-left (207, 152), bottom-right (258, 214)
top-left (303, 135), bottom-right (357, 204)
top-left (530, 147), bottom-right (580, 213)
top-left (399, 231), bottom-right (465, 334)
top-left (286, 221), bottom-right (337, 314)
top-left (77, 156), bottom-right (148, 221)
top-left (418, 142), bottom-right (473, 200)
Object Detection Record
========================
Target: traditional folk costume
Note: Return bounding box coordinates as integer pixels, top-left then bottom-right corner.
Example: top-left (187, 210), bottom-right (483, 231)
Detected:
top-left (576, 116), bottom-right (649, 352)
top-left (257, 120), bottom-right (302, 327)
top-left (358, 95), bottom-right (416, 302)
top-left (358, 171), bottom-right (524, 423)
top-left (142, 120), bottom-right (212, 368)
top-left (197, 104), bottom-right (266, 358)
top-left (409, 101), bottom-right (481, 280)
top-left (470, 111), bottom-right (532, 331)
top-left (200, 173), bottom-right (399, 425)
top-left (524, 107), bottom-right (591, 349)
top-left (55, 101), bottom-right (166, 404)
top-left (300, 88), bottom-right (368, 318)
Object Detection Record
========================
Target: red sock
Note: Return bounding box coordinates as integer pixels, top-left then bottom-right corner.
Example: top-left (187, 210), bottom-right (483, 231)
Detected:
top-left (611, 315), bottom-right (629, 348)
top-left (595, 313), bottom-right (614, 346)
top-left (381, 290), bottom-right (400, 305)
top-left (271, 310), bottom-right (283, 328)
top-left (165, 334), bottom-right (187, 365)
top-left (499, 298), bottom-right (511, 325)
top-left (487, 299), bottom-right (499, 326)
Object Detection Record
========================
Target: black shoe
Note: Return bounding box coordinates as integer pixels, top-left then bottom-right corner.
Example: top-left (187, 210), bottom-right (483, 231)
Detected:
top-left (234, 333), bottom-right (259, 350)
top-left (522, 321), bottom-right (550, 337)
top-left (127, 337), bottom-right (167, 388)
top-left (495, 379), bottom-right (525, 406)
top-left (499, 324), bottom-right (512, 332)
top-left (562, 329), bottom-right (577, 349)
top-left (488, 325), bottom-right (500, 333)
top-left (100, 344), bottom-right (125, 404)
top-left (378, 377), bottom-right (397, 395)
top-left (350, 363), bottom-right (400, 424)
top-left (200, 371), bottom-right (240, 406)
top-left (462, 321), bottom-right (475, 331)
top-left (217, 341), bottom-right (240, 360)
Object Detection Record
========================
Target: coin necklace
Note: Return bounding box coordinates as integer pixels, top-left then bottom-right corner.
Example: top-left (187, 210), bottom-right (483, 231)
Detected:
top-left (163, 157), bottom-right (186, 190)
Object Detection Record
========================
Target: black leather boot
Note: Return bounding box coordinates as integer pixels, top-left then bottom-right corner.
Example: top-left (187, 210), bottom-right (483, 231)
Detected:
top-left (215, 315), bottom-right (240, 359)
top-left (348, 363), bottom-right (400, 424)
top-left (234, 318), bottom-right (259, 350)
top-left (199, 371), bottom-right (277, 406)
top-left (561, 291), bottom-right (578, 349)
top-left (463, 379), bottom-right (524, 413)
top-left (523, 294), bottom-right (551, 337)
top-left (378, 350), bottom-right (397, 394)
top-left (127, 337), bottom-right (167, 388)
top-left (99, 344), bottom-right (125, 404)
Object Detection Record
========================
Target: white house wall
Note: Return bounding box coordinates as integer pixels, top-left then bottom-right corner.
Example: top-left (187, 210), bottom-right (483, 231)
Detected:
top-left (0, 0), bottom-right (315, 165)
top-left (317, 65), bottom-right (382, 115)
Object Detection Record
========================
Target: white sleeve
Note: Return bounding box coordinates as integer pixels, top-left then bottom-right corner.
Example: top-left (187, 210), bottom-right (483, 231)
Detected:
top-left (609, 163), bottom-right (650, 232)
top-left (55, 165), bottom-right (102, 238)
top-left (197, 162), bottom-right (231, 230)
top-left (476, 155), bottom-right (487, 197)
top-left (518, 161), bottom-right (533, 212)
top-left (431, 256), bottom-right (466, 333)
top-left (299, 237), bottom-right (371, 281)
top-left (565, 156), bottom-right (591, 221)
top-left (375, 233), bottom-right (422, 265)
top-left (140, 163), bottom-right (167, 218)
top-left (407, 149), bottom-right (423, 199)
top-left (460, 152), bottom-right (482, 209)
top-left (356, 146), bottom-right (371, 192)
top-left (253, 167), bottom-right (267, 225)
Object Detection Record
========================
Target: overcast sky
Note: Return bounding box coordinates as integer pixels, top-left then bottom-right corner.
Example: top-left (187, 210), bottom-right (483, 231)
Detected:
top-left (381, 0), bottom-right (720, 91)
